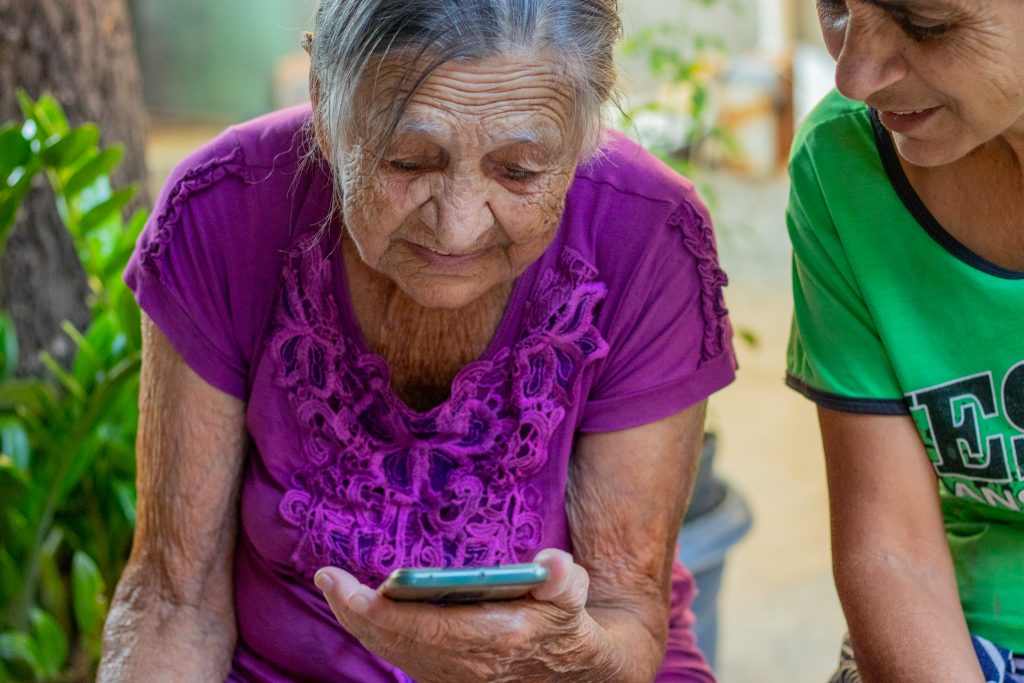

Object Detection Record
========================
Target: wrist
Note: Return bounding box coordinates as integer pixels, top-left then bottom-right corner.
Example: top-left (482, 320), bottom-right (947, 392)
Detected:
top-left (551, 610), bottom-right (660, 683)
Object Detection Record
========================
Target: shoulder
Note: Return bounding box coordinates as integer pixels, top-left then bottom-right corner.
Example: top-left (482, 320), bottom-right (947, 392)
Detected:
top-left (557, 130), bottom-right (729, 355)
top-left (142, 105), bottom-right (330, 271)
top-left (575, 129), bottom-right (699, 207)
top-left (787, 91), bottom-right (894, 245)
top-left (564, 129), bottom-right (717, 284)
top-left (159, 104), bottom-right (317, 208)
top-left (790, 90), bottom-right (875, 171)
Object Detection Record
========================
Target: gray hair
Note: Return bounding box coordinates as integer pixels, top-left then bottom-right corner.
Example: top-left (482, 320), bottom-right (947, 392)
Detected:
top-left (308, 0), bottom-right (623, 179)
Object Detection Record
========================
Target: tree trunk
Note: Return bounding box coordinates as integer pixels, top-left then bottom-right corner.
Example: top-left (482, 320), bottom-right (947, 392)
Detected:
top-left (0, 0), bottom-right (147, 375)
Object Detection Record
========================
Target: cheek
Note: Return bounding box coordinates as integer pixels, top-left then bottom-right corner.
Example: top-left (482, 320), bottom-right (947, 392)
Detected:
top-left (497, 175), bottom-right (572, 258)
top-left (929, 38), bottom-right (1024, 128)
top-left (343, 174), bottom-right (428, 261)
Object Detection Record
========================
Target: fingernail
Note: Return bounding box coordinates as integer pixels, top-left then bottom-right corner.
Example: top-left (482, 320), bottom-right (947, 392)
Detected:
top-left (314, 569), bottom-right (334, 592)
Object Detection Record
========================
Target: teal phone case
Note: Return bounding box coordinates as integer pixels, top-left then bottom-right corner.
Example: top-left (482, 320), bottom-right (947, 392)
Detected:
top-left (380, 563), bottom-right (549, 603)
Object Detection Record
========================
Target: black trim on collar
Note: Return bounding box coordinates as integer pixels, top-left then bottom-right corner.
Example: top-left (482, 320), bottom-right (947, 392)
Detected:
top-left (786, 374), bottom-right (910, 415)
top-left (868, 109), bottom-right (1024, 280)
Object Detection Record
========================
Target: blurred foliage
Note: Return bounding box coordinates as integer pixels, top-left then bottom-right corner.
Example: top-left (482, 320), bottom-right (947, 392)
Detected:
top-left (619, 0), bottom-right (742, 176)
top-left (620, 0), bottom-right (757, 348)
top-left (0, 93), bottom-right (144, 682)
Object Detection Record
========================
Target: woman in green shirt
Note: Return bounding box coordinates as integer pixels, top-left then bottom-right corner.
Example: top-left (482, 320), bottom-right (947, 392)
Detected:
top-left (786, 1), bottom-right (1024, 681)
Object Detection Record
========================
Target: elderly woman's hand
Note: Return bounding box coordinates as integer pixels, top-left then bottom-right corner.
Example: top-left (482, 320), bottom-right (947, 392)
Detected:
top-left (314, 549), bottom-right (619, 682)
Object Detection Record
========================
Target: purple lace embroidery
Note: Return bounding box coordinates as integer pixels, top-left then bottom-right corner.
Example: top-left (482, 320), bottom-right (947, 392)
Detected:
top-left (669, 202), bottom-right (729, 361)
top-left (138, 147), bottom-right (245, 276)
top-left (271, 238), bottom-right (609, 584)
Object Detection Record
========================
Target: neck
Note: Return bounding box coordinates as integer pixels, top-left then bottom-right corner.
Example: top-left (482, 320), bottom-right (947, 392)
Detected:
top-left (342, 237), bottom-right (514, 410)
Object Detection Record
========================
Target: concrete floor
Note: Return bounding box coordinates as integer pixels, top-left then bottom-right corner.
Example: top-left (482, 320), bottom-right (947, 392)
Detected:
top-left (707, 170), bottom-right (846, 683)
top-left (146, 128), bottom-right (846, 683)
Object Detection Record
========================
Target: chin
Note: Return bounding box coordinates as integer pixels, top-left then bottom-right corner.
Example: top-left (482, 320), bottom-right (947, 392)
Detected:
top-left (892, 134), bottom-right (972, 168)
top-left (398, 277), bottom-right (494, 310)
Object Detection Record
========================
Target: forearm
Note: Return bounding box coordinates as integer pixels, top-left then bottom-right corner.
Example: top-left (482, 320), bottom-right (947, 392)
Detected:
top-left (562, 406), bottom-right (706, 683)
top-left (835, 550), bottom-right (983, 683)
top-left (98, 567), bottom-right (236, 682)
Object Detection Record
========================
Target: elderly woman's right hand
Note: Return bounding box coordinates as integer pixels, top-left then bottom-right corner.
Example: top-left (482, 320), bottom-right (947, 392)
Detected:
top-left (315, 548), bottom-right (624, 682)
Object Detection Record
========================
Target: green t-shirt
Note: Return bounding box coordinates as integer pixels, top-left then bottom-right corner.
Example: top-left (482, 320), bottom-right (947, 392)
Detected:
top-left (786, 90), bottom-right (1024, 650)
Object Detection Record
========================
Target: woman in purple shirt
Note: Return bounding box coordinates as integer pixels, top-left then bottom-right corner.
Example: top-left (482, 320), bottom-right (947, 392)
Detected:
top-left (99, 1), bottom-right (736, 681)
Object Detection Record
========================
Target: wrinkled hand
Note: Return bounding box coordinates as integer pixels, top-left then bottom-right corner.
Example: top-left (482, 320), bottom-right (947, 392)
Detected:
top-left (314, 549), bottom-right (615, 683)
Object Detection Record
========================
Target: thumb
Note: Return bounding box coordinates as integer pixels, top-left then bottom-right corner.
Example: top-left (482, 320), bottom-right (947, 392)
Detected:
top-left (530, 548), bottom-right (590, 612)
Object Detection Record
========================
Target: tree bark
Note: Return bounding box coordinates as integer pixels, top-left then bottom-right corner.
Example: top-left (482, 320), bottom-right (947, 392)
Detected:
top-left (0, 0), bottom-right (147, 375)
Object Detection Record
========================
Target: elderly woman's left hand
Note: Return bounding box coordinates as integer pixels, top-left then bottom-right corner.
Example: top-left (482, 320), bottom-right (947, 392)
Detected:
top-left (314, 548), bottom-right (617, 682)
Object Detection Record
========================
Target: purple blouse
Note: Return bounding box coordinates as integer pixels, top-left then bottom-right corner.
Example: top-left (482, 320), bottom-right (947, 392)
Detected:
top-left (125, 105), bottom-right (736, 682)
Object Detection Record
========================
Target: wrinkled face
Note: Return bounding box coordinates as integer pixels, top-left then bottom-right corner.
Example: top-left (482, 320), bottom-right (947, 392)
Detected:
top-left (338, 56), bottom-right (580, 309)
top-left (817, 0), bottom-right (1024, 166)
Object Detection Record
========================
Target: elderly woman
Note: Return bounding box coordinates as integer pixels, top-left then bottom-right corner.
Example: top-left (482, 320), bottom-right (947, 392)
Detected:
top-left (786, 1), bottom-right (1024, 681)
top-left (98, 0), bottom-right (736, 681)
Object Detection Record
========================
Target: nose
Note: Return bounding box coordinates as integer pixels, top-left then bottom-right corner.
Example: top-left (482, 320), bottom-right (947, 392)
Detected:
top-left (833, 12), bottom-right (908, 103)
top-left (422, 176), bottom-right (495, 254)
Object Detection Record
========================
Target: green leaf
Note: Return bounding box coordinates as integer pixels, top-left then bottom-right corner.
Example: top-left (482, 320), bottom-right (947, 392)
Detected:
top-left (40, 124), bottom-right (99, 169)
top-left (0, 631), bottom-right (42, 680)
top-left (78, 185), bottom-right (136, 233)
top-left (63, 320), bottom-right (103, 390)
top-left (71, 551), bottom-right (107, 636)
top-left (29, 608), bottom-right (68, 677)
top-left (0, 453), bottom-right (31, 500)
top-left (39, 353), bottom-right (86, 402)
top-left (34, 95), bottom-right (70, 137)
top-left (0, 167), bottom-right (37, 254)
top-left (0, 127), bottom-right (32, 173)
top-left (737, 327), bottom-right (759, 348)
top-left (15, 90), bottom-right (37, 128)
top-left (115, 285), bottom-right (142, 353)
top-left (53, 354), bottom-right (141, 504)
top-left (0, 549), bottom-right (18, 611)
top-left (17, 91), bottom-right (70, 139)
top-left (64, 145), bottom-right (124, 198)
top-left (0, 379), bottom-right (55, 416)
top-left (0, 313), bottom-right (19, 380)
top-left (0, 416), bottom-right (31, 470)
top-left (113, 480), bottom-right (136, 526)
top-left (38, 532), bottom-right (70, 636)
top-left (125, 207), bottom-right (148, 243)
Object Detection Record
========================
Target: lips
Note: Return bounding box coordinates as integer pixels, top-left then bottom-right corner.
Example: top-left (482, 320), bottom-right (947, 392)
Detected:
top-left (405, 241), bottom-right (493, 270)
top-left (877, 106), bottom-right (940, 134)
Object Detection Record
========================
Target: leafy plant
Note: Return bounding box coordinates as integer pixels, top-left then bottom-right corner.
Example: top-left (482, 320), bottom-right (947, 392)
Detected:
top-left (0, 93), bottom-right (145, 682)
top-left (618, 0), bottom-right (742, 176)
top-left (618, 0), bottom-right (757, 349)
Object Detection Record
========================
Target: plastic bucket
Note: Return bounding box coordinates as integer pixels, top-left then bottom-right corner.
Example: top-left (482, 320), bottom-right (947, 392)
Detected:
top-left (677, 482), bottom-right (753, 671)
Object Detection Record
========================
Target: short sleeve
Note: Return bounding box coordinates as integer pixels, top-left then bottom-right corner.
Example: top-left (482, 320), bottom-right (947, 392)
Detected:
top-left (124, 133), bottom-right (290, 400)
top-left (785, 143), bottom-right (908, 414)
top-left (579, 196), bottom-right (737, 432)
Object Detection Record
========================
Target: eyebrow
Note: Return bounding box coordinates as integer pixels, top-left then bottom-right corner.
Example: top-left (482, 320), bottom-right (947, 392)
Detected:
top-left (394, 118), bottom-right (554, 147)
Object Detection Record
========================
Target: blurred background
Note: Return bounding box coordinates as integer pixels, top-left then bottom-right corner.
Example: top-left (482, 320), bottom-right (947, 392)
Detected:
top-left (0, 0), bottom-right (844, 680)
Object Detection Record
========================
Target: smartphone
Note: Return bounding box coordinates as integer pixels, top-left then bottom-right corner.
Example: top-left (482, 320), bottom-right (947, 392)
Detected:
top-left (379, 562), bottom-right (549, 603)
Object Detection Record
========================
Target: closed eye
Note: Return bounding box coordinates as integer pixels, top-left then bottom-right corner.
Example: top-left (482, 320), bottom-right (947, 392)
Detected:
top-left (503, 166), bottom-right (538, 182)
top-left (389, 159), bottom-right (424, 172)
top-left (896, 14), bottom-right (951, 41)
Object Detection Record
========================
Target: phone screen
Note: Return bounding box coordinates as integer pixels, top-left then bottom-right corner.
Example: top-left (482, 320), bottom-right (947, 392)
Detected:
top-left (379, 563), bottom-right (549, 603)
